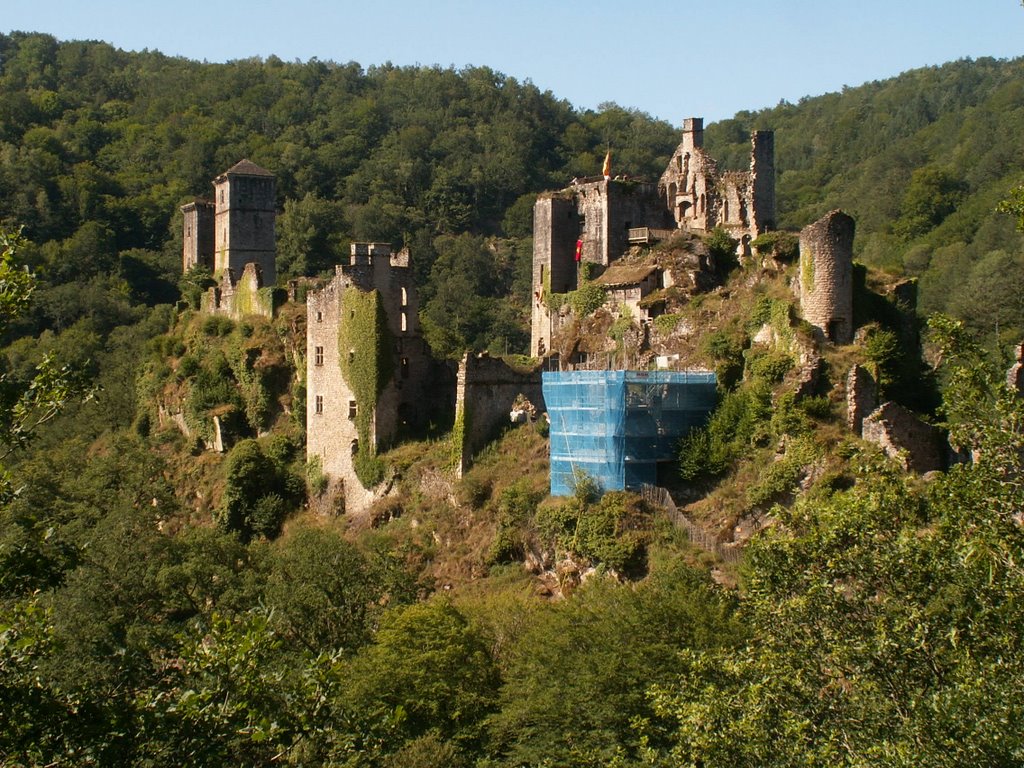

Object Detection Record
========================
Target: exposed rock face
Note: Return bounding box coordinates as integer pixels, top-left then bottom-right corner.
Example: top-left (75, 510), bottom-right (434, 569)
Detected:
top-left (1007, 342), bottom-right (1024, 395)
top-left (799, 210), bottom-right (855, 344)
top-left (847, 364), bottom-right (878, 434)
top-left (861, 401), bottom-right (944, 473)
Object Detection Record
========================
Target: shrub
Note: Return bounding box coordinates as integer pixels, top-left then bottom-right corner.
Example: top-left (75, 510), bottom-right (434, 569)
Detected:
top-left (488, 481), bottom-right (543, 565)
top-left (218, 439), bottom-right (302, 541)
top-left (746, 349), bottom-right (794, 383)
top-left (568, 281), bottom-right (606, 318)
top-left (679, 380), bottom-right (773, 482)
top-left (751, 230), bottom-right (799, 261)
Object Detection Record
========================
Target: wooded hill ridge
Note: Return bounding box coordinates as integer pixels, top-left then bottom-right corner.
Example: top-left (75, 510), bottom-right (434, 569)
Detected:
top-left (1, 30), bottom-right (1024, 767)
top-left (2, 32), bottom-right (1024, 353)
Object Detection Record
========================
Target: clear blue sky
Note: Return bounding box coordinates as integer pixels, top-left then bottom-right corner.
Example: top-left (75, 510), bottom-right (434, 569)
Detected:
top-left (5, 1), bottom-right (1023, 124)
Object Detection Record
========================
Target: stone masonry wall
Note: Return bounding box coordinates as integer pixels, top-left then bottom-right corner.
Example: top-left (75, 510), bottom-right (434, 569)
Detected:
top-left (202, 263), bottom-right (276, 319)
top-left (306, 244), bottom-right (442, 514)
top-left (799, 209), bottom-right (855, 344)
top-left (750, 130), bottom-right (776, 233)
top-left (454, 352), bottom-right (544, 476)
top-left (213, 164), bottom-right (277, 286)
top-left (846, 363), bottom-right (878, 434)
top-left (531, 195), bottom-right (577, 356)
top-left (861, 401), bottom-right (944, 473)
top-left (181, 200), bottom-right (215, 273)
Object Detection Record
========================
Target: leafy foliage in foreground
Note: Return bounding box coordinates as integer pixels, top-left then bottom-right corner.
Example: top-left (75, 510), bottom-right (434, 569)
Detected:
top-left (651, 319), bottom-right (1024, 767)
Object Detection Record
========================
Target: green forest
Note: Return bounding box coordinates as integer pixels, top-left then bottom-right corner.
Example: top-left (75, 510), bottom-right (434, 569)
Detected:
top-left (2, 30), bottom-right (1024, 767)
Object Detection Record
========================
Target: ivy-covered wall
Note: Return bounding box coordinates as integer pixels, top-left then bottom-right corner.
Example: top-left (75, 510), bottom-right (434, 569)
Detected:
top-left (337, 286), bottom-right (394, 486)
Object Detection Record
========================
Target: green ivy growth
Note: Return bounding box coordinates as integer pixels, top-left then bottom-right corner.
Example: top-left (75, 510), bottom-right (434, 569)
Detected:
top-left (800, 247), bottom-right (815, 294)
top-left (534, 489), bottom-right (652, 574)
top-left (450, 405), bottom-right (468, 470)
top-left (653, 313), bottom-right (684, 335)
top-left (546, 261), bottom-right (607, 319)
top-left (338, 287), bottom-right (394, 488)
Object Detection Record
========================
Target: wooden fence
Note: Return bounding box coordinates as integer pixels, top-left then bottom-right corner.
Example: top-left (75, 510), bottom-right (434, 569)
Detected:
top-left (641, 484), bottom-right (743, 564)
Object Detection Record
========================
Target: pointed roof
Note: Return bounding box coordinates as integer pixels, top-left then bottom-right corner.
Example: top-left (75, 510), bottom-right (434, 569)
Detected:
top-left (219, 159), bottom-right (274, 178)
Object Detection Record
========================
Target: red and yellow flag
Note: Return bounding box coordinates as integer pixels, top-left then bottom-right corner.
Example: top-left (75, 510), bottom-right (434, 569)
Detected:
top-left (602, 150), bottom-right (611, 179)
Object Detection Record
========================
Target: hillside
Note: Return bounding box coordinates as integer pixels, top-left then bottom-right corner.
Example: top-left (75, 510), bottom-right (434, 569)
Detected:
top-left (0, 32), bottom-right (1023, 767)
top-left (703, 57), bottom-right (1024, 343)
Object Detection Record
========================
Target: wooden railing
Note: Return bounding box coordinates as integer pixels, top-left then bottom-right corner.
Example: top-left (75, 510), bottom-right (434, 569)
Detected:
top-left (641, 484), bottom-right (743, 564)
top-left (627, 227), bottom-right (675, 244)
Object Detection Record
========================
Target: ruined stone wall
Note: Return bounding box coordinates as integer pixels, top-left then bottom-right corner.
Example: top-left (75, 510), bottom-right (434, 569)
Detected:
top-left (717, 171), bottom-right (751, 236)
top-left (846, 364), bottom-right (878, 433)
top-left (750, 130), bottom-right (776, 233)
top-left (658, 120), bottom-right (775, 244)
top-left (861, 401), bottom-right (944, 473)
top-left (799, 209), bottom-right (855, 344)
top-left (306, 244), bottom-right (442, 512)
top-left (214, 167), bottom-right (277, 285)
top-left (659, 149), bottom-right (718, 233)
top-left (601, 180), bottom-right (669, 266)
top-left (202, 264), bottom-right (276, 319)
top-left (181, 200), bottom-right (215, 273)
top-left (453, 353), bottom-right (544, 475)
top-left (531, 195), bottom-right (577, 357)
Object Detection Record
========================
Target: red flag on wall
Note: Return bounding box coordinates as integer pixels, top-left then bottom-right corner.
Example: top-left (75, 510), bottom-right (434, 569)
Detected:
top-left (575, 239), bottom-right (583, 262)
top-left (602, 150), bottom-right (611, 179)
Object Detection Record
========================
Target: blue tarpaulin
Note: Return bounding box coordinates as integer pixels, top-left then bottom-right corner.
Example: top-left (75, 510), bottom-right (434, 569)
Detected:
top-left (543, 370), bottom-right (717, 496)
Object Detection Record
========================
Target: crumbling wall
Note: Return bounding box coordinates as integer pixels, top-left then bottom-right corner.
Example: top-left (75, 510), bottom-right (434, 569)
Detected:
top-left (799, 209), bottom-right (855, 344)
top-left (846, 364), bottom-right (878, 434)
top-left (202, 264), bottom-right (276, 319)
top-left (181, 199), bottom-right (215, 273)
top-left (453, 353), bottom-right (544, 476)
top-left (861, 401), bottom-right (944, 473)
top-left (657, 119), bottom-right (775, 243)
top-left (233, 263), bottom-right (275, 317)
top-left (749, 130), bottom-right (776, 233)
top-left (659, 118), bottom-right (719, 233)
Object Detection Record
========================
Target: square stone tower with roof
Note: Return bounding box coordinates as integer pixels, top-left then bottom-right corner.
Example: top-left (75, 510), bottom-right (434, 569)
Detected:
top-left (181, 160), bottom-right (279, 317)
top-left (181, 159), bottom-right (277, 284)
top-left (213, 159), bottom-right (277, 286)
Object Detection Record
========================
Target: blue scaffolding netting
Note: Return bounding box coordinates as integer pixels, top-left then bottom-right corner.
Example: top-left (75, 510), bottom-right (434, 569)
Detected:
top-left (543, 370), bottom-right (718, 496)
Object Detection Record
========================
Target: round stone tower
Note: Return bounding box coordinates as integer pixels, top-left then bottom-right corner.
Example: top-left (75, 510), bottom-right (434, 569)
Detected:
top-left (799, 209), bottom-right (855, 344)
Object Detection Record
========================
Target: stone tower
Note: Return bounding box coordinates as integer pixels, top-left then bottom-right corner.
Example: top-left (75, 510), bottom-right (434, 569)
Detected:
top-left (799, 209), bottom-right (855, 344)
top-left (181, 199), bottom-right (215, 273)
top-left (212, 159), bottom-right (277, 286)
top-left (306, 243), bottom-right (439, 510)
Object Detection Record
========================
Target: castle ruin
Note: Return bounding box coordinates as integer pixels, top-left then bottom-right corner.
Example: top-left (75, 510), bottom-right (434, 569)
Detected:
top-left (531, 118), bottom-right (776, 357)
top-left (306, 243), bottom-right (448, 508)
top-left (798, 209), bottom-right (855, 344)
top-left (181, 159), bottom-right (279, 318)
